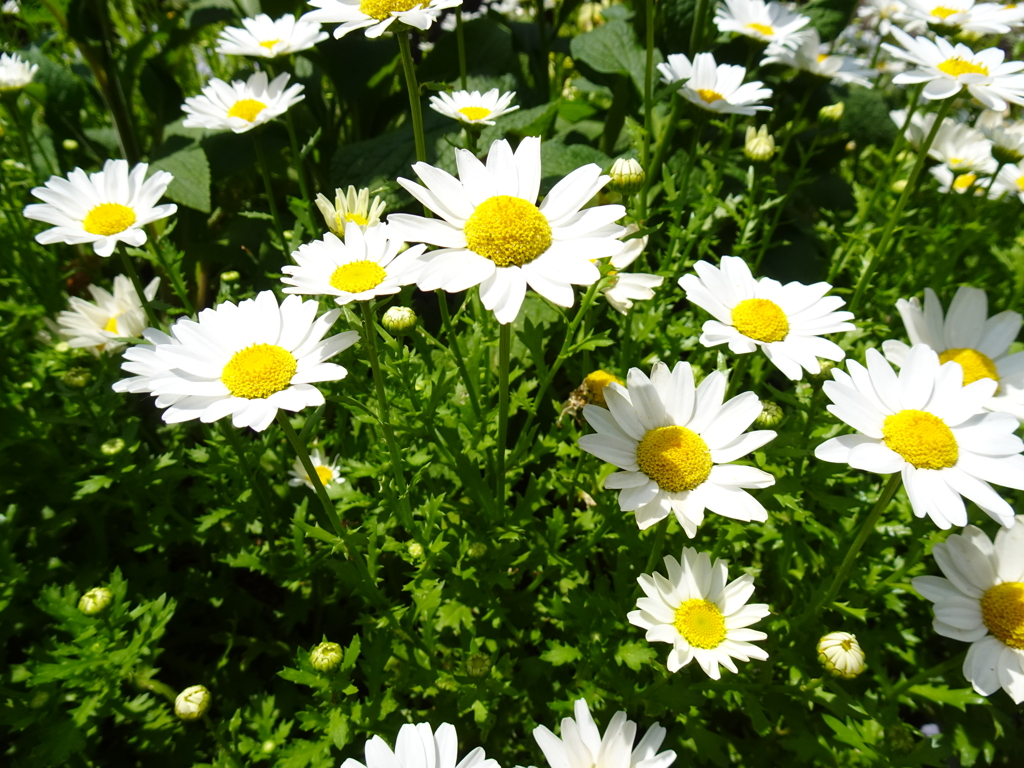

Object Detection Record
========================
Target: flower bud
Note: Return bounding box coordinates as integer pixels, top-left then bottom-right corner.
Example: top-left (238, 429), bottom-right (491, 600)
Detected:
top-left (812, 359), bottom-right (838, 384)
top-left (817, 631), bottom-right (866, 679)
top-left (755, 400), bottom-right (784, 428)
top-left (466, 653), bottom-right (492, 678)
top-left (219, 270), bottom-right (240, 283)
top-left (54, 341), bottom-right (70, 353)
top-left (467, 542), bottom-right (488, 559)
top-left (101, 438), bottom-right (125, 456)
top-left (891, 179), bottom-right (908, 194)
top-left (382, 306), bottom-right (418, 335)
top-left (62, 367), bottom-right (92, 388)
top-left (407, 541), bottom-right (424, 559)
top-left (608, 158), bottom-right (645, 195)
top-left (174, 685), bottom-right (211, 721)
top-left (62, 138), bottom-right (79, 151)
top-left (78, 587), bottom-right (113, 615)
top-left (819, 102), bottom-right (844, 123)
top-left (845, 140), bottom-right (857, 152)
top-left (310, 641), bottom-right (344, 673)
top-left (582, 369), bottom-right (623, 408)
top-left (886, 723), bottom-right (916, 754)
top-left (743, 125), bottom-right (775, 162)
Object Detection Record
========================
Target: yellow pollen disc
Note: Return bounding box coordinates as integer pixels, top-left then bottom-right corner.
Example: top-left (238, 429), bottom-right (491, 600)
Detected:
top-left (937, 57), bottom-right (989, 78)
top-left (228, 98), bottom-right (268, 122)
top-left (259, 38), bottom-right (282, 50)
top-left (458, 106), bottom-right (492, 121)
top-left (221, 343), bottom-right (297, 399)
top-left (345, 212), bottom-right (369, 226)
top-left (931, 6), bottom-right (959, 18)
top-left (731, 298), bottom-right (790, 343)
top-left (358, 0), bottom-right (424, 20)
top-left (1016, 175), bottom-right (1024, 191)
top-left (817, 53), bottom-right (829, 63)
top-left (463, 195), bottom-right (552, 267)
top-left (746, 22), bottom-right (774, 35)
top-left (673, 598), bottom-right (727, 649)
top-left (636, 425), bottom-right (712, 493)
top-left (329, 260), bottom-right (387, 294)
top-left (952, 173), bottom-right (978, 192)
top-left (882, 409), bottom-right (958, 469)
top-left (103, 315), bottom-right (121, 334)
top-left (82, 203), bottom-right (137, 236)
top-left (696, 88), bottom-right (724, 104)
top-left (583, 369), bottom-right (623, 407)
top-left (981, 582), bottom-right (1024, 649)
top-left (939, 347), bottom-right (999, 384)
top-left (314, 465), bottom-right (334, 485)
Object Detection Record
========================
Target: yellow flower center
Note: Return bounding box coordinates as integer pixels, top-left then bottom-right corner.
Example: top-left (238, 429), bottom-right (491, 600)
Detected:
top-left (103, 314), bottom-right (121, 334)
top-left (583, 369), bottom-right (623, 407)
top-left (937, 57), bottom-right (988, 78)
top-left (259, 38), bottom-right (282, 50)
top-left (952, 173), bottom-right (977, 192)
top-left (930, 6), bottom-right (959, 18)
top-left (345, 212), bottom-right (369, 226)
top-left (731, 298), bottom-right (790, 343)
top-left (458, 106), bottom-right (492, 121)
top-left (314, 465), bottom-right (335, 485)
top-left (82, 203), bottom-right (137, 236)
top-left (696, 88), bottom-right (724, 104)
top-left (673, 598), bottom-right (727, 649)
top-left (1017, 175), bottom-right (1024, 192)
top-left (746, 22), bottom-right (774, 36)
top-left (939, 347), bottom-right (999, 384)
top-left (358, 0), bottom-right (425, 20)
top-left (221, 343), bottom-right (297, 399)
top-left (817, 53), bottom-right (829, 63)
top-left (636, 425), bottom-right (712, 493)
top-left (882, 409), bottom-right (958, 469)
top-left (329, 260), bottom-right (387, 294)
top-left (463, 195), bottom-right (552, 267)
top-left (981, 582), bottom-right (1024, 649)
top-left (227, 99), bottom-right (268, 122)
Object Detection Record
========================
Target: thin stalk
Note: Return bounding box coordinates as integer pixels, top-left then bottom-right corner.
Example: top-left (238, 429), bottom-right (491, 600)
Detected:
top-left (535, 0), bottom-right (550, 98)
top-left (677, 111), bottom-right (705, 217)
top-left (984, 161), bottom-right (1006, 196)
top-left (277, 412), bottom-right (347, 536)
top-left (752, 131), bottom-right (821, 271)
top-left (118, 244), bottom-right (160, 329)
top-left (456, 9), bottom-right (468, 89)
top-left (639, 0), bottom-right (656, 217)
top-left (725, 353), bottom-right (752, 401)
top-left (284, 108), bottom-right (312, 205)
top-left (642, 94), bottom-right (682, 216)
top-left (145, 237), bottom-right (194, 314)
top-left (397, 33), bottom-right (427, 164)
top-left (436, 291), bottom-right (482, 420)
top-left (496, 322), bottom-right (512, 512)
top-left (252, 132), bottom-right (289, 251)
top-left (3, 96), bottom-right (39, 180)
top-left (642, 522), bottom-right (668, 575)
top-left (689, 0), bottom-right (708, 56)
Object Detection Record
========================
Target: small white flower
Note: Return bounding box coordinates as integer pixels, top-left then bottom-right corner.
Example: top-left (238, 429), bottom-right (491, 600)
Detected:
top-left (215, 13), bottom-right (328, 58)
top-left (1, 1), bottom-right (21, 14)
top-left (978, 109), bottom-right (1024, 164)
top-left (0, 51), bottom-right (36, 91)
top-left (761, 28), bottom-right (876, 88)
top-left (929, 165), bottom-right (988, 194)
top-left (288, 447), bottom-right (344, 489)
top-left (902, 0), bottom-right (1024, 34)
top-left (857, 0), bottom-right (924, 36)
top-left (674, 53), bottom-right (773, 115)
top-left (714, 0), bottom-right (812, 49)
top-left (925, 119), bottom-right (996, 173)
top-left (315, 185), bottom-right (387, 236)
top-left (428, 88), bottom-right (519, 126)
top-left (23, 159), bottom-right (177, 258)
top-left (602, 226), bottom-right (662, 314)
top-left (912, 516), bottom-right (1024, 703)
top-left (627, 547), bottom-right (770, 679)
top-left (656, 53), bottom-right (694, 86)
top-left (182, 71), bottom-right (304, 134)
top-left (302, 0), bottom-right (462, 39)
top-left (56, 275), bottom-right (161, 355)
top-left (341, 723), bottom-right (498, 768)
top-left (992, 159), bottom-right (1024, 202)
top-left (111, 328), bottom-right (182, 395)
top-left (817, 632), bottom-right (867, 678)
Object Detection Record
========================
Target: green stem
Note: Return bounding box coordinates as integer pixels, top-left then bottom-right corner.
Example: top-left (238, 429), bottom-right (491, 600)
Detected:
top-left (724, 352), bottom-right (752, 401)
top-left (277, 412), bottom-right (346, 537)
top-left (118, 244), bottom-right (160, 329)
top-left (397, 33), bottom-right (427, 164)
top-left (642, 522), bottom-right (667, 575)
top-left (146, 237), bottom-right (194, 314)
top-left (639, 0), bottom-right (656, 218)
top-left (752, 131), bottom-right (821, 271)
top-left (677, 111), bottom-right (705, 216)
top-left (642, 94), bottom-right (682, 218)
top-left (496, 322), bottom-right (512, 512)
top-left (887, 650), bottom-right (967, 703)
top-left (456, 9), bottom-right (468, 90)
top-left (535, 0), bottom-right (550, 99)
top-left (284, 108), bottom-right (311, 205)
top-left (985, 161), bottom-right (1006, 196)
top-left (689, 0), bottom-right (708, 56)
top-left (252, 132), bottom-right (289, 251)
top-left (3, 96), bottom-right (39, 180)
top-left (437, 291), bottom-right (482, 420)
top-left (220, 421), bottom-right (276, 519)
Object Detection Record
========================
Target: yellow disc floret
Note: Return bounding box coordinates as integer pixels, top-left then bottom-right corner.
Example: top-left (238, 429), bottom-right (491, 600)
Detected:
top-left (952, 173), bottom-right (978, 192)
top-left (83, 203), bottom-right (137, 236)
top-left (221, 343), bottom-right (297, 399)
top-left (696, 89), bottom-right (724, 104)
top-left (358, 0), bottom-right (424, 20)
top-left (329, 260), bottom-right (387, 293)
top-left (745, 22), bottom-right (774, 36)
top-left (345, 212), bottom-right (369, 226)
top-left (930, 6), bottom-right (959, 19)
top-left (228, 99), bottom-right (268, 122)
top-left (583, 369), bottom-right (623, 407)
top-left (731, 298), bottom-right (790, 343)
top-left (636, 425), bottom-right (713, 492)
top-left (463, 195), bottom-right (552, 267)
top-left (458, 106), bottom-right (492, 121)
top-left (103, 315), bottom-right (121, 334)
top-left (259, 38), bottom-right (282, 50)
top-left (937, 57), bottom-right (988, 78)
top-left (674, 598), bottom-right (727, 649)
top-left (939, 347), bottom-right (999, 385)
top-left (981, 581), bottom-right (1024, 649)
top-left (882, 409), bottom-right (958, 469)
top-left (314, 465), bottom-right (335, 485)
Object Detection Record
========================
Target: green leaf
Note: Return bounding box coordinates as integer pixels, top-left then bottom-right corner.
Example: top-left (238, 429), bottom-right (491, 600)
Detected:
top-left (540, 140), bottom-right (611, 192)
top-left (569, 20), bottom-right (658, 95)
top-left (614, 641), bottom-right (656, 672)
top-left (540, 641), bottom-right (582, 666)
top-left (149, 139), bottom-right (211, 213)
top-left (74, 475), bottom-right (113, 499)
top-left (907, 684), bottom-right (987, 711)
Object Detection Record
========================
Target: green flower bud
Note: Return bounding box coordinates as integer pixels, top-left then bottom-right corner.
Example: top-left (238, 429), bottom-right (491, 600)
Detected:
top-left (817, 631), bottom-right (866, 679)
top-left (885, 723), bottom-right (917, 755)
top-left (174, 685), bottom-right (211, 721)
top-left (818, 102), bottom-right (844, 123)
top-left (755, 400), bottom-right (784, 428)
top-left (62, 138), bottom-right (79, 151)
top-left (220, 270), bottom-right (240, 283)
top-left (310, 641), bottom-right (344, 673)
top-left (608, 157), bottom-right (644, 195)
top-left (466, 653), bottom-right (492, 678)
top-left (262, 741), bottom-right (276, 754)
top-left (743, 125), bottom-right (775, 162)
top-left (54, 341), bottom-right (70, 353)
top-left (78, 587), bottom-right (113, 615)
top-left (382, 306), bottom-right (418, 335)
top-left (467, 542), bottom-right (487, 559)
top-left (62, 367), bottom-right (92, 388)
top-left (891, 179), bottom-right (908, 194)
top-left (100, 438), bottom-right (125, 456)
top-left (407, 541), bottom-right (424, 559)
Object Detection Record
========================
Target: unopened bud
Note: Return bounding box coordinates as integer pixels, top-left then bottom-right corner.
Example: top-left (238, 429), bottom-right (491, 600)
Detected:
top-left (886, 723), bottom-right (916, 754)
top-left (78, 586), bottom-right (113, 615)
top-left (891, 179), bottom-right (908, 194)
top-left (174, 685), bottom-right (211, 721)
top-left (992, 145), bottom-right (1024, 166)
top-left (62, 367), bottom-right (92, 388)
top-left (817, 631), bottom-right (866, 679)
top-left (819, 102), bottom-right (844, 123)
top-left (407, 541), bottom-right (424, 559)
top-left (62, 138), bottom-right (79, 151)
top-left (755, 400), bottom-right (784, 428)
top-left (310, 641), bottom-right (343, 673)
top-left (220, 270), bottom-right (240, 282)
top-left (54, 341), bottom-right (70, 353)
top-left (743, 125), bottom-right (775, 162)
top-left (467, 542), bottom-right (488, 559)
top-left (262, 740), bottom-right (277, 754)
top-left (382, 306), bottom-right (417, 335)
top-left (466, 653), bottom-right (492, 678)
top-left (101, 438), bottom-right (125, 456)
top-left (608, 157), bottom-right (644, 194)
top-left (845, 140), bottom-right (857, 152)
top-left (812, 359), bottom-right (838, 384)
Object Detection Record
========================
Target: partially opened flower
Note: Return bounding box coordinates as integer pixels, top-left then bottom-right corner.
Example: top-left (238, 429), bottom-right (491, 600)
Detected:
top-left (182, 71), bottom-right (304, 134)
top-left (315, 185), bottom-right (387, 236)
top-left (656, 53), bottom-right (694, 86)
top-left (578, 361), bottom-right (777, 536)
top-left (925, 120), bottom-right (996, 173)
top-left (302, 0), bottom-right (461, 39)
top-left (675, 53), bottom-right (772, 115)
top-left (388, 136), bottom-right (626, 324)
top-left (911, 516), bottom-right (1024, 703)
top-left (289, 447), bottom-right (344, 489)
top-left (761, 28), bottom-right (875, 87)
top-left (978, 110), bottom-right (1024, 164)
top-left (815, 345), bottom-right (1024, 529)
top-left (115, 291), bottom-right (358, 432)
top-left (714, 0), bottom-right (812, 48)
top-left (57, 275), bottom-right (160, 355)
top-left (281, 224), bottom-right (428, 305)
top-left (602, 226), bottom-right (662, 315)
top-left (881, 287), bottom-right (1024, 421)
top-left (678, 256), bottom-right (855, 381)
top-left (533, 698), bottom-right (676, 768)
top-left (627, 547), bottom-right (770, 679)
top-left (902, 0), bottom-right (1024, 34)
top-left (0, 51), bottom-right (37, 91)
top-left (428, 88), bottom-right (519, 126)
top-left (111, 328), bottom-right (181, 395)
top-left (857, 0), bottom-right (922, 36)
top-left (23, 159), bottom-right (177, 257)
top-left (215, 13), bottom-right (328, 57)
top-left (993, 159), bottom-right (1024, 202)
top-left (341, 722), bottom-right (498, 768)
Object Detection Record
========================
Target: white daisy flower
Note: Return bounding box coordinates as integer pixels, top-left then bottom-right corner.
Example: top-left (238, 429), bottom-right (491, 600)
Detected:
top-left (388, 136), bottom-right (627, 324)
top-left (340, 722), bottom-right (498, 768)
top-left (428, 88), bottom-right (519, 126)
top-left (902, 0), bottom-right (1024, 34)
top-left (760, 29), bottom-right (876, 88)
top-left (215, 13), bottom-right (328, 58)
top-left (116, 291), bottom-right (359, 432)
top-left (714, 0), bottom-right (812, 49)
top-left (925, 120), bottom-right (996, 173)
top-left (675, 53), bottom-right (773, 115)
top-left (602, 226), bottom-right (663, 315)
top-left (288, 447), bottom-right (344, 489)
top-left (814, 345), bottom-right (1024, 529)
top-left (881, 287), bottom-right (1024, 421)
top-left (992, 159), bottom-right (1024, 202)
top-left (0, 51), bottom-right (37, 91)
top-left (111, 328), bottom-right (181, 395)
top-left (882, 28), bottom-right (1024, 111)
top-left (315, 185), bottom-right (387, 236)
top-left (856, 0), bottom-right (924, 36)
top-left (181, 71), bottom-right (305, 134)
top-left (281, 224), bottom-right (428, 305)
top-left (978, 110), bottom-right (1024, 164)
top-left (577, 361), bottom-right (777, 536)
top-left (23, 159), bottom-right (177, 258)
top-left (56, 275), bottom-right (161, 355)
top-left (302, 0), bottom-right (462, 39)
top-left (2, 1), bottom-right (21, 14)
top-left (627, 547), bottom-right (770, 679)
top-left (656, 53), bottom-right (694, 86)
top-left (678, 256), bottom-right (855, 381)
top-left (929, 165), bottom-right (988, 194)
top-left (533, 698), bottom-right (677, 768)
top-left (911, 516), bottom-right (1024, 703)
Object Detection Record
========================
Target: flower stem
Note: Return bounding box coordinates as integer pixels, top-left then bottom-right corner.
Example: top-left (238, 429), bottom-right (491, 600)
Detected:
top-left (118, 243), bottom-right (160, 329)
top-left (436, 291), bottom-right (482, 420)
top-left (642, 94), bottom-right (682, 217)
top-left (689, 0), bottom-right (708, 56)
top-left (724, 352), bottom-right (752, 401)
top-left (456, 8), bottom-right (468, 90)
top-left (638, 0), bottom-right (655, 221)
top-left (251, 132), bottom-right (289, 252)
top-left (284, 108), bottom-right (312, 206)
top-left (397, 33), bottom-right (427, 164)
top-left (277, 412), bottom-right (346, 537)
top-left (496, 322), bottom-right (512, 512)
